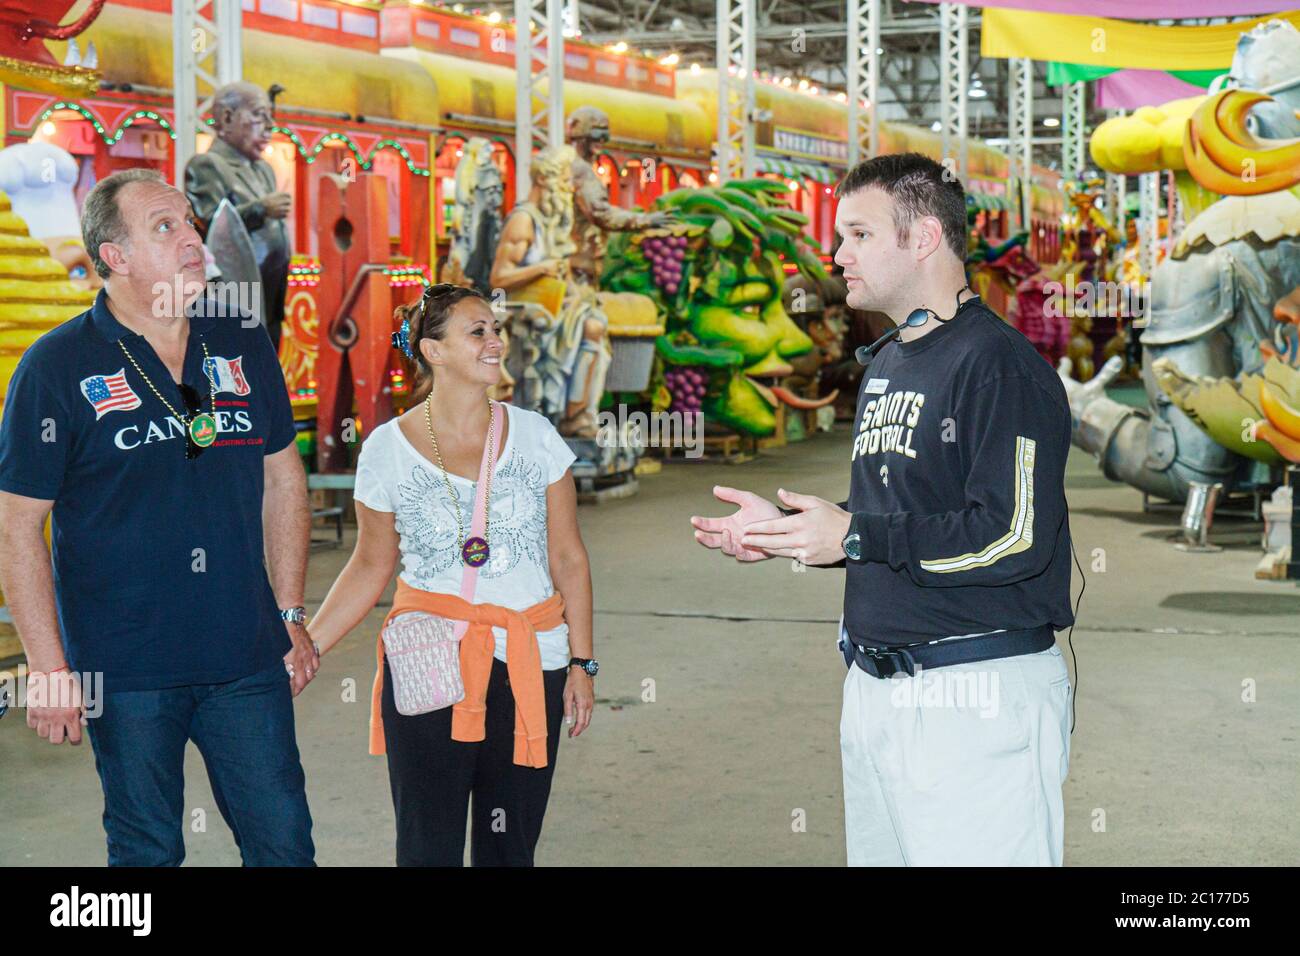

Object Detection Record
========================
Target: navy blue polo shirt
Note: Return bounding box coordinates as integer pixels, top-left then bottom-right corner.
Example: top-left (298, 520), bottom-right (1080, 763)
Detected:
top-left (0, 290), bottom-right (297, 691)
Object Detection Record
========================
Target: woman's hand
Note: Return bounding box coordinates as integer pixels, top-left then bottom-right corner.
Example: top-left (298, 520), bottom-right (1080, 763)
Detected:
top-left (307, 502), bottom-right (399, 658)
top-left (282, 622), bottom-right (319, 697)
top-left (563, 667), bottom-right (594, 738)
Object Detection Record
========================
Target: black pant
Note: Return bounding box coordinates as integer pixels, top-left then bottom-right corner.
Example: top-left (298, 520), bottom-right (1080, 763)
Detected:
top-left (381, 656), bottom-right (567, 866)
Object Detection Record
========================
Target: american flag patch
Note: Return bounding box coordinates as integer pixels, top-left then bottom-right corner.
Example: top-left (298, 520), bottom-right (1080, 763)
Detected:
top-left (79, 369), bottom-right (141, 419)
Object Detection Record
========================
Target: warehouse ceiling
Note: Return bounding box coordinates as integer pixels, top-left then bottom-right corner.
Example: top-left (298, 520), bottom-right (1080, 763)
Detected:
top-left (571, 0), bottom-right (1084, 169)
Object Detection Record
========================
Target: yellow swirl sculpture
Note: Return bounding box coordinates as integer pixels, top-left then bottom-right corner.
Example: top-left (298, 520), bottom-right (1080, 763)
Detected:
top-left (1184, 90), bottom-right (1300, 196)
top-left (1089, 90), bottom-right (1300, 196)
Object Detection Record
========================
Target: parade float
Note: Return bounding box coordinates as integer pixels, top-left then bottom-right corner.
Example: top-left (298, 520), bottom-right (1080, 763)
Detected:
top-left (0, 0), bottom-right (1073, 481)
top-left (13, 0), bottom-right (440, 472)
top-left (0, 140), bottom-right (98, 410)
top-left (1003, 176), bottom-right (1128, 382)
top-left (1064, 19), bottom-right (1300, 518)
top-left (0, 190), bottom-right (92, 631)
top-left (674, 66), bottom-right (1063, 273)
top-left (602, 179), bottom-right (837, 440)
top-left (0, 0), bottom-right (105, 639)
top-left (0, 177), bottom-right (97, 424)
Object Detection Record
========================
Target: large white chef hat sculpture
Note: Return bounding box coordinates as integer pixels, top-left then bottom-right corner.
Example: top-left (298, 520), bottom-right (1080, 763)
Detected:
top-left (0, 140), bottom-right (100, 288)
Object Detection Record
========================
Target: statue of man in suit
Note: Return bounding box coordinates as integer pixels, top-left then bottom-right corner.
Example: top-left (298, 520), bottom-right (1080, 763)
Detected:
top-left (184, 82), bottom-right (292, 347)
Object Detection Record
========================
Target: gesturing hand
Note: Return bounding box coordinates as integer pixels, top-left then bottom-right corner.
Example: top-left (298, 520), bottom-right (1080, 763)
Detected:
top-left (740, 489), bottom-right (853, 566)
top-left (689, 484), bottom-right (782, 562)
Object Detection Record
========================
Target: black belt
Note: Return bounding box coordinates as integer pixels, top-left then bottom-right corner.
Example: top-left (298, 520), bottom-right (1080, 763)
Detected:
top-left (841, 625), bottom-right (1056, 679)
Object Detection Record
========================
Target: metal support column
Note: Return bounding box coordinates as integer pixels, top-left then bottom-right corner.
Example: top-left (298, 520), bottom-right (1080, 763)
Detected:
top-left (172, 0), bottom-right (242, 184)
top-left (1138, 171), bottom-right (1160, 280)
top-left (515, 0), bottom-right (565, 196)
top-left (1104, 109), bottom-right (1127, 236)
top-left (716, 0), bottom-right (755, 183)
top-left (1062, 80), bottom-right (1086, 178)
top-left (1106, 170), bottom-right (1127, 235)
top-left (1167, 169), bottom-right (1184, 249)
top-left (938, 3), bottom-right (968, 181)
top-left (1008, 57), bottom-right (1033, 231)
top-left (846, 0), bottom-right (880, 167)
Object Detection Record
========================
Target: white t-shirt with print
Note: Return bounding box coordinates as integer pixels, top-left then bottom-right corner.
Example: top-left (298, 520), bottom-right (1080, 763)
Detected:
top-left (353, 403), bottom-right (577, 671)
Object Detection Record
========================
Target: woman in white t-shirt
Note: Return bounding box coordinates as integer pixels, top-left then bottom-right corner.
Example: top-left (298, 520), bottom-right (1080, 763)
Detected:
top-left (308, 284), bottom-right (596, 866)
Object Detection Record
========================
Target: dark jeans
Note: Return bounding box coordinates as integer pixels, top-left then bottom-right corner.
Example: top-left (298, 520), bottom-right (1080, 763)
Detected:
top-left (382, 655), bottom-right (566, 867)
top-left (85, 663), bottom-right (314, 866)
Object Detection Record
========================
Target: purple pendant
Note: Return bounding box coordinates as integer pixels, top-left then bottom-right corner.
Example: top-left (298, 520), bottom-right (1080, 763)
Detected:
top-left (462, 536), bottom-right (490, 567)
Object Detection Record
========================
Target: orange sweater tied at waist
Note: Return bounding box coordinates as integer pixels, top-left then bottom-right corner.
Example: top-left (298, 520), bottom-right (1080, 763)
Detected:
top-left (369, 579), bottom-right (566, 768)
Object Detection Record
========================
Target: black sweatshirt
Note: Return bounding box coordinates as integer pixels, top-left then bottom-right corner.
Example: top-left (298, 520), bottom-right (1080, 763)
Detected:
top-left (840, 298), bottom-right (1075, 646)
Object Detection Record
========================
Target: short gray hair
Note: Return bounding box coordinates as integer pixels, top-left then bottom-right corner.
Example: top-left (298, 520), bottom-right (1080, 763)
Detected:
top-left (81, 168), bottom-right (166, 279)
top-left (213, 82), bottom-right (265, 119)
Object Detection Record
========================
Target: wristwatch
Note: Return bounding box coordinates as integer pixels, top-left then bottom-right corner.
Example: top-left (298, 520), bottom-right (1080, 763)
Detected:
top-left (842, 524), bottom-right (863, 562)
top-left (569, 657), bottom-right (599, 677)
top-left (280, 606), bottom-right (307, 626)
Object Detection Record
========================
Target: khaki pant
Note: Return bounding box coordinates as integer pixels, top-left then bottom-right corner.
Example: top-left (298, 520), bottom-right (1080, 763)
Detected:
top-left (840, 645), bottom-right (1072, 866)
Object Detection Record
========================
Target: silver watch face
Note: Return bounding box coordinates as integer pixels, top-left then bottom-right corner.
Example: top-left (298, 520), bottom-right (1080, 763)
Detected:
top-left (281, 607), bottom-right (306, 625)
top-left (843, 533), bottom-right (862, 561)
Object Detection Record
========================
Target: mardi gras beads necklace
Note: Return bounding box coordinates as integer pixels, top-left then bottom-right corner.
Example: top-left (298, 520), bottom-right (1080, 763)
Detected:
top-left (424, 394), bottom-right (494, 567)
top-left (118, 338), bottom-right (218, 450)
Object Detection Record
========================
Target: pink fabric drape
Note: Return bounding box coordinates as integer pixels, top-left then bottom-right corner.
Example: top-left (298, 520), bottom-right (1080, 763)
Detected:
top-left (1095, 70), bottom-right (1209, 110)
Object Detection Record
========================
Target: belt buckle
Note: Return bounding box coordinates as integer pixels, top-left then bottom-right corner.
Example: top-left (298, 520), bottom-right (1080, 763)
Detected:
top-left (862, 644), bottom-right (917, 679)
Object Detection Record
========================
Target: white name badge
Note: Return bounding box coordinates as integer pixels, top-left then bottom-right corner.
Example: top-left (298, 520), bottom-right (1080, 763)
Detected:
top-left (865, 378), bottom-right (889, 395)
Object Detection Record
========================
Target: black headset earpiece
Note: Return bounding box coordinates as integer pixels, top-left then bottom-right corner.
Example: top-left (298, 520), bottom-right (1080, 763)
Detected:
top-left (904, 307), bottom-right (936, 329)
top-left (856, 285), bottom-right (977, 365)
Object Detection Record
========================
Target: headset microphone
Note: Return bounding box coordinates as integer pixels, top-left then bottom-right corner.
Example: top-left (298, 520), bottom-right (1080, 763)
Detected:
top-left (855, 286), bottom-right (976, 366)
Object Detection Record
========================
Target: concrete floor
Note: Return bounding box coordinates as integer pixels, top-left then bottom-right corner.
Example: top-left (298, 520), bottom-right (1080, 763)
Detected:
top-left (2, 423), bottom-right (1298, 866)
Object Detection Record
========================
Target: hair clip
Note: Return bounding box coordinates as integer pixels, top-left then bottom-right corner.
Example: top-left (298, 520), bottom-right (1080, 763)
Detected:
top-left (391, 316), bottom-right (414, 360)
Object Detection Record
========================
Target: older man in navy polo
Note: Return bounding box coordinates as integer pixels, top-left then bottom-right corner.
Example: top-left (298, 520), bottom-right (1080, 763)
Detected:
top-left (0, 168), bottom-right (317, 866)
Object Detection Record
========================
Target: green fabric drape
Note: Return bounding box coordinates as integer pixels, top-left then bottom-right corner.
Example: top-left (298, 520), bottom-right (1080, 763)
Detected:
top-left (1046, 61), bottom-right (1226, 89)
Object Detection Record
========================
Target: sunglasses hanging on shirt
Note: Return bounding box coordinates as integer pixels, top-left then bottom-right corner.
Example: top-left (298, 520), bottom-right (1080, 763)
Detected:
top-left (177, 383), bottom-right (211, 460)
top-left (856, 285), bottom-right (977, 365)
top-left (117, 339), bottom-right (218, 460)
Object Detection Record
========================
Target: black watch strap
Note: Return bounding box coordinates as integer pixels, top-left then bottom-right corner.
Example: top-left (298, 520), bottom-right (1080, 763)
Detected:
top-left (569, 657), bottom-right (598, 676)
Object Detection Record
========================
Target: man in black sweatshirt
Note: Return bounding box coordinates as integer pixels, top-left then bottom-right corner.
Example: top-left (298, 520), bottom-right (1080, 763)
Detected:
top-left (691, 153), bottom-right (1074, 866)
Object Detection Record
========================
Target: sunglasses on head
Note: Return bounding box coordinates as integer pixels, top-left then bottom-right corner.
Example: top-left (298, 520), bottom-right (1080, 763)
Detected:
top-left (422, 282), bottom-right (460, 301)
